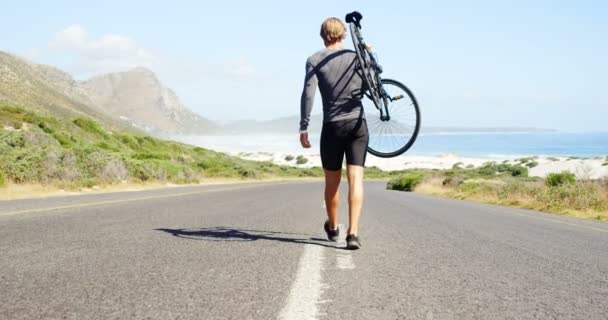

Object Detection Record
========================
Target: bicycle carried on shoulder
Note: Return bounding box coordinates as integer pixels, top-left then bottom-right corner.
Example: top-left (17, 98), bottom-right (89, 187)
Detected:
top-left (346, 11), bottom-right (421, 158)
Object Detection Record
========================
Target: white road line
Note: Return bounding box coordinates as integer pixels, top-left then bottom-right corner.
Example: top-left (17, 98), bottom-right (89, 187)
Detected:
top-left (336, 252), bottom-right (355, 270)
top-left (278, 244), bottom-right (325, 320)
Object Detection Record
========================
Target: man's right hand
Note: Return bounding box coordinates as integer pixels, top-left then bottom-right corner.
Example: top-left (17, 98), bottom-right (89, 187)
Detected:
top-left (300, 132), bottom-right (311, 148)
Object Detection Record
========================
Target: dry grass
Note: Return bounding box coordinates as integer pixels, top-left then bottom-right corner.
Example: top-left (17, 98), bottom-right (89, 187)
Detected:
top-left (414, 178), bottom-right (608, 221)
top-left (0, 177), bottom-right (322, 201)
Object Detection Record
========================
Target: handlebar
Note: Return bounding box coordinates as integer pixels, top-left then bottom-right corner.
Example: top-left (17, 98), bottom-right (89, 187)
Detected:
top-left (345, 11), bottom-right (363, 28)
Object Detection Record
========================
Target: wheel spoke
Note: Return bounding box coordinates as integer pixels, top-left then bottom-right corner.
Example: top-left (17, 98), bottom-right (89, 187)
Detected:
top-left (365, 79), bottom-right (420, 157)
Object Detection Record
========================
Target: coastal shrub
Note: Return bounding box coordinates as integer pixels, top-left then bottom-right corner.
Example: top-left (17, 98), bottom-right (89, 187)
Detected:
top-left (284, 155), bottom-right (295, 161)
top-left (99, 158), bottom-right (128, 182)
top-left (131, 152), bottom-right (171, 160)
top-left (1, 148), bottom-right (44, 183)
top-left (0, 105), bottom-right (26, 115)
top-left (496, 163), bottom-right (513, 173)
top-left (466, 164), bottom-right (474, 169)
top-left (117, 134), bottom-right (139, 150)
top-left (497, 182), bottom-right (529, 199)
top-left (80, 177), bottom-right (98, 188)
top-left (547, 157), bottom-right (559, 161)
top-left (518, 157), bottom-right (531, 164)
top-left (296, 155), bottom-right (308, 165)
top-left (536, 182), bottom-right (606, 212)
top-left (545, 171), bottom-right (576, 187)
top-left (96, 141), bottom-right (120, 152)
top-left (476, 162), bottom-right (499, 176)
top-left (508, 165), bottom-right (528, 177)
top-left (0, 131), bottom-right (26, 148)
top-left (0, 169), bottom-right (6, 187)
top-left (602, 162), bottom-right (608, 167)
top-left (442, 175), bottom-right (464, 187)
top-left (124, 158), bottom-right (155, 181)
top-left (525, 161), bottom-right (539, 168)
top-left (387, 173), bottom-right (423, 192)
top-left (448, 182), bottom-right (496, 200)
top-left (73, 146), bottom-right (116, 179)
top-left (452, 162), bottom-right (464, 169)
top-left (73, 118), bottom-right (107, 137)
top-left (298, 168), bottom-right (322, 177)
top-left (196, 157), bottom-right (231, 171)
top-left (236, 166), bottom-right (258, 179)
top-left (52, 132), bottom-right (74, 147)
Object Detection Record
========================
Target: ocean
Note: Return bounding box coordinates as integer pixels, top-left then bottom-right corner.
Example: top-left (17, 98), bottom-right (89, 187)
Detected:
top-left (173, 132), bottom-right (608, 158)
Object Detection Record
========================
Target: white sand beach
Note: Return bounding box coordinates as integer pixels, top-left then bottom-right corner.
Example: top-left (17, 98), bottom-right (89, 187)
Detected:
top-left (232, 152), bottom-right (608, 179)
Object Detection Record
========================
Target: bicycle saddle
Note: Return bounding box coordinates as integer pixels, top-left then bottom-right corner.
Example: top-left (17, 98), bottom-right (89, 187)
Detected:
top-left (345, 11), bottom-right (363, 28)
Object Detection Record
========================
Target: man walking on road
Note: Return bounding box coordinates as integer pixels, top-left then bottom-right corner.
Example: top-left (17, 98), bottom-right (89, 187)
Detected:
top-left (299, 17), bottom-right (368, 250)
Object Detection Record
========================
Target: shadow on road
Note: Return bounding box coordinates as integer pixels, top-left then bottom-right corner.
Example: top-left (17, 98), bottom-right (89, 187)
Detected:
top-left (155, 227), bottom-right (342, 249)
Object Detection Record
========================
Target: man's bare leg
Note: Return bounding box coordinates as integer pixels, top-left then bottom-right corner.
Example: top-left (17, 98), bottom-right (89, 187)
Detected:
top-left (346, 165), bottom-right (364, 235)
top-left (324, 169), bottom-right (342, 229)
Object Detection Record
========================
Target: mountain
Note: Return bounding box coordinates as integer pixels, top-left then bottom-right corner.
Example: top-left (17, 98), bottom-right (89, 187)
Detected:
top-left (0, 51), bottom-right (125, 128)
top-left (222, 115), bottom-right (323, 134)
top-left (0, 51), bottom-right (217, 134)
top-left (81, 67), bottom-right (218, 134)
top-left (221, 114), bottom-right (556, 135)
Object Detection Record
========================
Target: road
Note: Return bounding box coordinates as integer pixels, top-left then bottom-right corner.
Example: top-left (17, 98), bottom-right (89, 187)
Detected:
top-left (1, 181), bottom-right (607, 319)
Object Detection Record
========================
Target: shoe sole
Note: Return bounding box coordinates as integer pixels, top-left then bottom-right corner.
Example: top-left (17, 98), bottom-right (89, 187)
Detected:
top-left (346, 242), bottom-right (361, 250)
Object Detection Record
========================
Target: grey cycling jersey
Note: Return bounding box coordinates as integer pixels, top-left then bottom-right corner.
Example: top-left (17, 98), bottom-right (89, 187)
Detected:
top-left (299, 48), bottom-right (365, 131)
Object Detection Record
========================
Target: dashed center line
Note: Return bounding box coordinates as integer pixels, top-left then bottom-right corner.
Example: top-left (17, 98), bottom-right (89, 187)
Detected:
top-left (278, 244), bottom-right (325, 320)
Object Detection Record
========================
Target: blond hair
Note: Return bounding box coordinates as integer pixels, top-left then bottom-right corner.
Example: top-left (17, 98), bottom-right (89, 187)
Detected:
top-left (320, 17), bottom-right (346, 44)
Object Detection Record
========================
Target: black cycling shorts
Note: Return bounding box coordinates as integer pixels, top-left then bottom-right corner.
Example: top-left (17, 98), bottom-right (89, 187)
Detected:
top-left (320, 118), bottom-right (369, 171)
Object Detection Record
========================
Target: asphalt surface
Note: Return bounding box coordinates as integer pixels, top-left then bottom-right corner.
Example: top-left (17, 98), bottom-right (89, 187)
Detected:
top-left (1, 181), bottom-right (607, 319)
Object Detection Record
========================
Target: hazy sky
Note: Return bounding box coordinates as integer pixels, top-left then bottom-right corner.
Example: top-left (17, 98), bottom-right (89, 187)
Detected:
top-left (2, 0), bottom-right (607, 131)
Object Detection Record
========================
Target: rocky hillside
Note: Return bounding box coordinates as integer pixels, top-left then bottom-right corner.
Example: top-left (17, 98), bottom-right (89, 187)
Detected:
top-left (81, 67), bottom-right (218, 134)
top-left (0, 51), bottom-right (217, 135)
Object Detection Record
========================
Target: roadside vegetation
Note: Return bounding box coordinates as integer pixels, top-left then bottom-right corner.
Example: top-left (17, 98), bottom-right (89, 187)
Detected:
top-left (386, 161), bottom-right (608, 221)
top-left (0, 104), bottom-right (324, 192)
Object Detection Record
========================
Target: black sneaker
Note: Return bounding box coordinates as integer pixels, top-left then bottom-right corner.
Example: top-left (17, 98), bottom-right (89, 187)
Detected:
top-left (346, 234), bottom-right (361, 250)
top-left (324, 220), bottom-right (340, 242)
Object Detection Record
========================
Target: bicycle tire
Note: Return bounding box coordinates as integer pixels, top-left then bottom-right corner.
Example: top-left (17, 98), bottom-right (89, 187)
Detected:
top-left (365, 78), bottom-right (421, 158)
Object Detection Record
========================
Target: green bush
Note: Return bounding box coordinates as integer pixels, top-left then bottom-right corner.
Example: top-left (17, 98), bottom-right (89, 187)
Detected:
top-left (496, 163), bottom-right (513, 173)
top-left (0, 148), bottom-right (44, 183)
top-left (117, 134), bottom-right (139, 150)
top-left (452, 162), bottom-right (464, 169)
top-left (296, 155), bottom-right (308, 165)
top-left (387, 173), bottom-right (423, 192)
top-left (285, 155), bottom-right (295, 161)
top-left (0, 131), bottom-right (26, 148)
top-left (525, 161), bottom-right (539, 168)
top-left (131, 152), bottom-right (170, 160)
top-left (508, 165), bottom-right (528, 177)
top-left (547, 157), bottom-right (559, 161)
top-left (0, 169), bottom-right (6, 187)
top-left (96, 141), bottom-right (120, 152)
top-left (545, 171), bottom-right (576, 187)
top-left (52, 132), bottom-right (74, 147)
top-left (456, 182), bottom-right (495, 196)
top-left (476, 164), bottom-right (497, 176)
top-left (536, 182), bottom-right (606, 212)
top-left (73, 118), bottom-right (107, 137)
top-left (80, 178), bottom-right (98, 188)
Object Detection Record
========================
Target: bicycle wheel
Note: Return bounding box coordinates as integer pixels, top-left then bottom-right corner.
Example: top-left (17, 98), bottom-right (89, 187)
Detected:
top-left (365, 79), bottom-right (421, 158)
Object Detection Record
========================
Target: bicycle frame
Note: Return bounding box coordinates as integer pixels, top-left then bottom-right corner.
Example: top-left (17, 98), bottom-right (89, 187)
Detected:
top-left (348, 22), bottom-right (391, 121)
